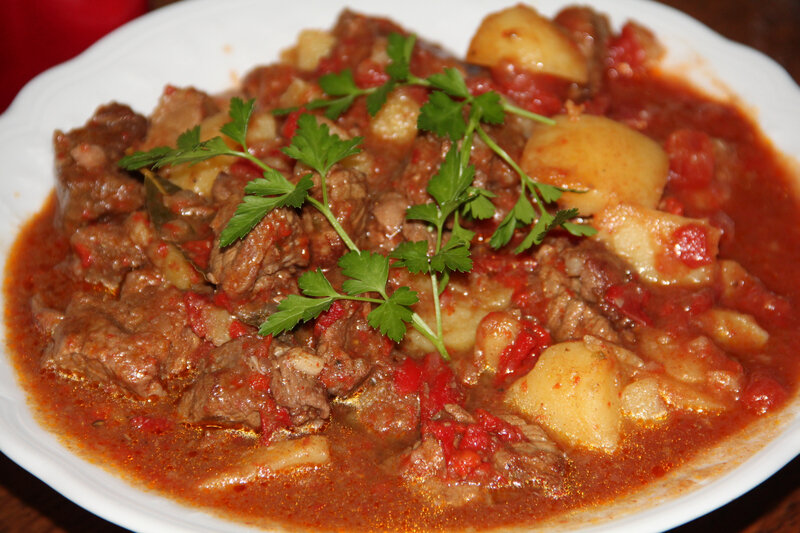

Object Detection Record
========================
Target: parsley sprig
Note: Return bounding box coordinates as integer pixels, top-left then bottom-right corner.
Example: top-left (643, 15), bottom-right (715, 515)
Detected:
top-left (120, 98), bottom-right (450, 359)
top-left (290, 33), bottom-right (596, 252)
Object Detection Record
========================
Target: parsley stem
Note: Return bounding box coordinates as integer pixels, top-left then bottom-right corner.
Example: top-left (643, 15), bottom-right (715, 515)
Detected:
top-left (501, 101), bottom-right (557, 126)
top-left (475, 125), bottom-right (547, 214)
top-left (411, 311), bottom-right (450, 361)
top-left (306, 197), bottom-right (359, 252)
top-left (430, 271), bottom-right (444, 345)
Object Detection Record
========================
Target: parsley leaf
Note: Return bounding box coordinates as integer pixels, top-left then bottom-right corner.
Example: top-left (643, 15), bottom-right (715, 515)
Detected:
top-left (390, 241), bottom-right (431, 274)
top-left (282, 114), bottom-right (362, 177)
top-left (385, 33), bottom-right (416, 81)
top-left (418, 91), bottom-right (466, 141)
top-left (427, 68), bottom-right (470, 98)
top-left (368, 286), bottom-right (417, 342)
top-left (319, 70), bottom-right (360, 96)
top-left (339, 251), bottom-right (390, 296)
top-left (259, 294), bottom-right (334, 336)
top-left (470, 91), bottom-right (504, 124)
top-left (297, 269), bottom-right (339, 298)
top-left (219, 171), bottom-right (312, 247)
top-left (366, 81), bottom-right (395, 116)
top-left (461, 188), bottom-right (496, 220)
top-left (219, 97), bottom-right (255, 147)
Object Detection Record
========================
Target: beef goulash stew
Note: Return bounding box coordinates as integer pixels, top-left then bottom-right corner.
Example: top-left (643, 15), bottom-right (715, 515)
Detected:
top-left (5, 4), bottom-right (800, 531)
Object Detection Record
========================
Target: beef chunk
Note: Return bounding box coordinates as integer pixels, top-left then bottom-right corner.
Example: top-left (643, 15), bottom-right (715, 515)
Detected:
top-left (535, 239), bottom-right (630, 343)
top-left (68, 220), bottom-right (147, 290)
top-left (340, 364), bottom-right (419, 440)
top-left (137, 86), bottom-right (219, 151)
top-left (315, 301), bottom-right (392, 396)
top-left (554, 7), bottom-right (612, 94)
top-left (178, 338), bottom-right (330, 433)
top-left (54, 103), bottom-right (147, 232)
top-left (207, 173), bottom-right (309, 314)
top-left (269, 344), bottom-right (330, 429)
top-left (177, 336), bottom-right (274, 430)
top-left (42, 285), bottom-right (201, 398)
top-left (299, 166), bottom-right (368, 266)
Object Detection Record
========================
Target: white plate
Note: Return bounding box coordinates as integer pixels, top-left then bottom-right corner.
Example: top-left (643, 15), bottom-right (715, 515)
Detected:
top-left (1, 1), bottom-right (799, 532)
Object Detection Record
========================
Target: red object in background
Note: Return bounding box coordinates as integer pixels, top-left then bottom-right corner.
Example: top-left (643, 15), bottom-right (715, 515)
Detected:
top-left (0, 0), bottom-right (148, 113)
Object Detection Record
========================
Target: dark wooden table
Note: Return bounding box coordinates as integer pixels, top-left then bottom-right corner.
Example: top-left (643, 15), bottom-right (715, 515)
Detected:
top-left (2, 0), bottom-right (799, 531)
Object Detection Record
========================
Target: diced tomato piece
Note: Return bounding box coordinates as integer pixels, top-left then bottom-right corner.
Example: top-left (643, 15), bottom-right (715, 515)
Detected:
top-left (466, 75), bottom-right (498, 96)
top-left (228, 319), bottom-right (250, 339)
top-left (394, 356), bottom-right (424, 396)
top-left (490, 61), bottom-right (567, 116)
top-left (607, 22), bottom-right (648, 74)
top-left (495, 321), bottom-right (551, 385)
top-left (259, 399), bottom-right (292, 445)
top-left (424, 420), bottom-right (459, 462)
top-left (671, 223), bottom-right (712, 268)
top-left (665, 129), bottom-right (715, 189)
top-left (474, 409), bottom-right (526, 443)
top-left (448, 449), bottom-right (484, 479)
top-left (72, 242), bottom-right (93, 267)
top-left (229, 159), bottom-right (264, 181)
top-left (459, 425), bottom-right (496, 455)
top-left (354, 59), bottom-right (390, 88)
top-left (183, 291), bottom-right (210, 338)
top-left (281, 108), bottom-right (305, 140)
top-left (314, 301), bottom-right (348, 336)
top-left (248, 373), bottom-right (271, 392)
top-left (604, 282), bottom-right (653, 326)
top-left (419, 353), bottom-right (464, 420)
top-left (741, 372), bottom-right (788, 415)
top-left (181, 238), bottom-right (213, 270)
top-left (660, 196), bottom-right (685, 216)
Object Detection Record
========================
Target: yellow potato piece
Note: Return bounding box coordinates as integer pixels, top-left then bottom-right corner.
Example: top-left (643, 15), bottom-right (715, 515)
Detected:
top-left (594, 203), bottom-right (720, 286)
top-left (467, 5), bottom-right (588, 83)
top-left (369, 88), bottom-right (421, 146)
top-left (521, 115), bottom-right (668, 215)
top-left (696, 308), bottom-right (769, 353)
top-left (505, 340), bottom-right (622, 452)
top-left (200, 435), bottom-right (330, 489)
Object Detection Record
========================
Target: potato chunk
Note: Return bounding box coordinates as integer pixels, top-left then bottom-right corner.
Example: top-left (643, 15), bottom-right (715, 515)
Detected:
top-left (369, 88), bottom-right (421, 146)
top-left (521, 115), bottom-right (668, 215)
top-left (594, 203), bottom-right (721, 286)
top-left (282, 29), bottom-right (336, 71)
top-left (505, 340), bottom-right (622, 452)
top-left (200, 435), bottom-right (330, 489)
top-left (467, 5), bottom-right (588, 83)
top-left (696, 308), bottom-right (769, 353)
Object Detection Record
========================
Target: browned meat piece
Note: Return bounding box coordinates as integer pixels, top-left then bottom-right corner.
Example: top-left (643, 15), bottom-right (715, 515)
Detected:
top-left (42, 286), bottom-right (202, 399)
top-left (177, 336), bottom-right (275, 430)
top-left (491, 415), bottom-right (567, 495)
top-left (209, 206), bottom-right (309, 296)
top-left (299, 166), bottom-right (368, 266)
top-left (561, 239), bottom-right (630, 304)
top-left (137, 86), bottom-right (219, 151)
top-left (339, 364), bottom-right (419, 440)
top-left (241, 64), bottom-right (297, 109)
top-left (327, 11), bottom-right (405, 72)
top-left (315, 301), bottom-right (392, 396)
top-left (554, 6), bottom-right (612, 93)
top-left (397, 410), bottom-right (566, 506)
top-left (68, 221), bottom-right (147, 290)
top-left (535, 239), bottom-right (631, 343)
top-left (54, 103), bottom-right (147, 232)
top-left (207, 173), bottom-right (310, 313)
top-left (269, 344), bottom-right (330, 429)
top-left (403, 433), bottom-right (447, 480)
top-left (178, 337), bottom-right (330, 433)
